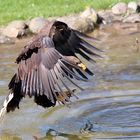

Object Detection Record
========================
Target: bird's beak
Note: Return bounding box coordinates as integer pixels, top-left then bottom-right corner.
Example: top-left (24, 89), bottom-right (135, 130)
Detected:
top-left (78, 63), bottom-right (87, 71)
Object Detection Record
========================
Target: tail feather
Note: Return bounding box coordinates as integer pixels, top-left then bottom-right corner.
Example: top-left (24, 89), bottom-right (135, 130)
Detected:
top-left (0, 73), bottom-right (23, 119)
top-left (0, 93), bottom-right (14, 119)
top-left (34, 89), bottom-right (76, 107)
top-left (7, 74), bottom-right (23, 112)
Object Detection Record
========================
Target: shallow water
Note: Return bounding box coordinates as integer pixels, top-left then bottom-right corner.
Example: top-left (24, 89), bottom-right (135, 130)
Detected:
top-left (0, 23), bottom-right (140, 140)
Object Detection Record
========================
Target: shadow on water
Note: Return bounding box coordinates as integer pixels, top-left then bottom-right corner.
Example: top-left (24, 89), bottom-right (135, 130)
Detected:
top-left (0, 23), bottom-right (140, 140)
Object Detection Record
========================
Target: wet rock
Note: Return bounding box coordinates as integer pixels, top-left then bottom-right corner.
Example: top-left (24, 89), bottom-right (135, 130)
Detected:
top-left (123, 14), bottom-right (140, 23)
top-left (57, 15), bottom-right (76, 28)
top-left (80, 7), bottom-right (106, 25)
top-left (137, 1), bottom-right (140, 13)
top-left (71, 17), bottom-right (94, 33)
top-left (98, 10), bottom-right (123, 23)
top-left (128, 1), bottom-right (138, 13)
top-left (57, 7), bottom-right (98, 33)
top-left (29, 17), bottom-right (48, 34)
top-left (57, 15), bottom-right (94, 33)
top-left (2, 20), bottom-right (27, 38)
top-left (57, 7), bottom-right (101, 33)
top-left (80, 7), bottom-right (97, 23)
top-left (4, 28), bottom-right (25, 38)
top-left (96, 14), bottom-right (106, 25)
top-left (136, 5), bottom-right (140, 13)
top-left (0, 35), bottom-right (15, 44)
top-left (112, 2), bottom-right (127, 15)
top-left (137, 0), bottom-right (140, 7)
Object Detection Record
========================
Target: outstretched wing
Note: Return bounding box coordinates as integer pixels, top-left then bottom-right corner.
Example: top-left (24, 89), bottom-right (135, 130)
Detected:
top-left (4, 36), bottom-right (87, 113)
top-left (50, 21), bottom-right (102, 76)
top-left (0, 21), bottom-right (102, 116)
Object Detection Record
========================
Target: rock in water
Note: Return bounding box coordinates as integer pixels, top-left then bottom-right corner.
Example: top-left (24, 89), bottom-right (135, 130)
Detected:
top-left (2, 20), bottom-right (27, 38)
top-left (123, 14), bottom-right (140, 23)
top-left (29, 17), bottom-right (48, 34)
top-left (80, 7), bottom-right (98, 23)
top-left (112, 2), bottom-right (127, 15)
top-left (128, 1), bottom-right (138, 12)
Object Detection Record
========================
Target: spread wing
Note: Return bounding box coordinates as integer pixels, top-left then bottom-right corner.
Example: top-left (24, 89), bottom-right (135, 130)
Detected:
top-left (50, 21), bottom-right (102, 76)
top-left (0, 21), bottom-right (102, 116)
top-left (5, 36), bottom-right (87, 113)
top-left (18, 36), bottom-right (86, 97)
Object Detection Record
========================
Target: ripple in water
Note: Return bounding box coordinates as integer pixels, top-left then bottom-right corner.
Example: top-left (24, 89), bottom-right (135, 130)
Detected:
top-left (0, 24), bottom-right (140, 140)
top-left (37, 90), bottom-right (139, 139)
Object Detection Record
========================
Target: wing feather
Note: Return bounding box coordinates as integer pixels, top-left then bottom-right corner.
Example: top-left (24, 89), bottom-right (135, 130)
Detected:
top-left (11, 37), bottom-right (87, 109)
top-left (50, 21), bottom-right (102, 78)
top-left (2, 21), bottom-right (102, 113)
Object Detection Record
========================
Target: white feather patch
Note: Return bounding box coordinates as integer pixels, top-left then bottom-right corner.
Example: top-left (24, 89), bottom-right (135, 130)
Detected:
top-left (0, 93), bottom-right (14, 119)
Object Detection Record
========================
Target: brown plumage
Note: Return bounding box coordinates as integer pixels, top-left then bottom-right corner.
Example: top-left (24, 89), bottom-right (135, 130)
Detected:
top-left (0, 21), bottom-right (101, 116)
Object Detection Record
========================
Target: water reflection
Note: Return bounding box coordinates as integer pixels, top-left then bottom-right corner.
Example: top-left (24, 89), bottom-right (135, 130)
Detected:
top-left (0, 25), bottom-right (140, 140)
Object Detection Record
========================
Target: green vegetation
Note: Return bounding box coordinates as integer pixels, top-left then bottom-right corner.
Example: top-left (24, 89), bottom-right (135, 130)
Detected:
top-left (0, 0), bottom-right (137, 25)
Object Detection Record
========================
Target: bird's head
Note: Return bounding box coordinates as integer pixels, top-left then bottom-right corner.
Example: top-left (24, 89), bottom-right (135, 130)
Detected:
top-left (49, 21), bottom-right (70, 44)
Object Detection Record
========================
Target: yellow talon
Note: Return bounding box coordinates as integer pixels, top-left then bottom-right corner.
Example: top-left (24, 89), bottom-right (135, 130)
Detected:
top-left (78, 63), bottom-right (87, 71)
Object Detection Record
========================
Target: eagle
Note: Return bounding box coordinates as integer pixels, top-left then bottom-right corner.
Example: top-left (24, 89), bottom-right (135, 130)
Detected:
top-left (0, 21), bottom-right (101, 117)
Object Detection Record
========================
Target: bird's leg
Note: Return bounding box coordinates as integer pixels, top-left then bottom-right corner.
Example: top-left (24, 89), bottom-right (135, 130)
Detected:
top-left (63, 56), bottom-right (87, 71)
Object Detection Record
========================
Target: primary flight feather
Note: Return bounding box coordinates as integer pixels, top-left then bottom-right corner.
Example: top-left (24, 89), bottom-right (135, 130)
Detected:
top-left (0, 21), bottom-right (101, 117)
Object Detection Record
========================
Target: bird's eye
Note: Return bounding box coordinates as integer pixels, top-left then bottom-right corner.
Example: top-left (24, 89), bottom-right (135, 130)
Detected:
top-left (55, 26), bottom-right (63, 31)
top-left (59, 28), bottom-right (63, 31)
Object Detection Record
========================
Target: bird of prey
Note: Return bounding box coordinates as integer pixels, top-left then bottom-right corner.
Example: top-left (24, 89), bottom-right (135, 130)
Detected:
top-left (0, 21), bottom-right (101, 118)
